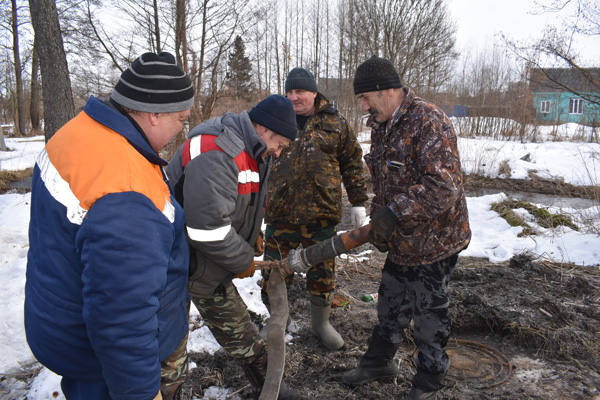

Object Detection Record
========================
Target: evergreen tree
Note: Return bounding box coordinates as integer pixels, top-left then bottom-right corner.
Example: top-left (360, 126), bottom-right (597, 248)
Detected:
top-left (226, 35), bottom-right (254, 98)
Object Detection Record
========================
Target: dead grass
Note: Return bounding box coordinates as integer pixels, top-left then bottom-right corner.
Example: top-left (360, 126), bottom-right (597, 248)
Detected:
top-left (0, 168), bottom-right (33, 194)
top-left (491, 198), bottom-right (580, 235)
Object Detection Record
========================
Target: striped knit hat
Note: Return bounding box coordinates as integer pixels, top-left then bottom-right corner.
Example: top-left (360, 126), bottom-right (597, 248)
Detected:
top-left (111, 52), bottom-right (194, 113)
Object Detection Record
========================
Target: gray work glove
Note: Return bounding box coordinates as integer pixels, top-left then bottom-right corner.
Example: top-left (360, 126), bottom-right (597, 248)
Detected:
top-left (368, 206), bottom-right (399, 252)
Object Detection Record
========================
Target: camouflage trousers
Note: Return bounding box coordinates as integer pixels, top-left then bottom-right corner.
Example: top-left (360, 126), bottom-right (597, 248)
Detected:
top-left (375, 254), bottom-right (458, 375)
top-left (192, 281), bottom-right (266, 363)
top-left (160, 332), bottom-right (189, 400)
top-left (263, 220), bottom-right (337, 301)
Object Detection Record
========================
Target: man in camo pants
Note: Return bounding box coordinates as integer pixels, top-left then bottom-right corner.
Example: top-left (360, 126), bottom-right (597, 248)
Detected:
top-left (263, 67), bottom-right (368, 351)
top-left (166, 95), bottom-right (300, 400)
top-left (342, 56), bottom-right (471, 400)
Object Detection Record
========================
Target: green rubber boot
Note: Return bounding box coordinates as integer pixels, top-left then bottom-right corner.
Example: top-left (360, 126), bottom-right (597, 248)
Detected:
top-left (310, 294), bottom-right (344, 350)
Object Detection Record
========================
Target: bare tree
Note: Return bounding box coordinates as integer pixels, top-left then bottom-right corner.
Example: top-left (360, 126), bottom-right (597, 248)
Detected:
top-left (29, 0), bottom-right (75, 141)
top-left (448, 46), bottom-right (533, 141)
top-left (10, 0), bottom-right (27, 136)
top-left (20, 0), bottom-right (462, 138)
top-left (185, 0), bottom-right (251, 122)
top-left (174, 0), bottom-right (188, 70)
top-left (535, 0), bottom-right (600, 37)
top-left (0, 0), bottom-right (30, 136)
top-left (345, 0), bottom-right (457, 93)
top-left (248, 4), bottom-right (267, 96)
top-left (30, 39), bottom-right (41, 132)
top-left (113, 0), bottom-right (167, 53)
top-left (504, 0), bottom-right (600, 108)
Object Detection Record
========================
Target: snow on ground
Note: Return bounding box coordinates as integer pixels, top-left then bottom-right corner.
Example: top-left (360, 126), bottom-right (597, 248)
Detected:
top-left (1, 124), bottom-right (599, 398)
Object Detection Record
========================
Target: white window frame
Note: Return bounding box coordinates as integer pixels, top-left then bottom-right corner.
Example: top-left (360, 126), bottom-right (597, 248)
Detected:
top-left (569, 98), bottom-right (583, 114)
top-left (540, 100), bottom-right (550, 114)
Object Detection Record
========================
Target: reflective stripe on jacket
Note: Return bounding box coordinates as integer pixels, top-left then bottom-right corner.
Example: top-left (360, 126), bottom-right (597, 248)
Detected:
top-left (166, 111), bottom-right (269, 298)
top-left (25, 96), bottom-right (190, 400)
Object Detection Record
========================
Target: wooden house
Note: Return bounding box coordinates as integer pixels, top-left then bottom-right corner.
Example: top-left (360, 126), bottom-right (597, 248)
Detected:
top-left (530, 68), bottom-right (600, 126)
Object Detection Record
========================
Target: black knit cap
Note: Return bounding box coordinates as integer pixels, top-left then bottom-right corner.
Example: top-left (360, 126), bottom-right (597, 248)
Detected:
top-left (285, 67), bottom-right (318, 93)
top-left (249, 95), bottom-right (297, 141)
top-left (111, 52), bottom-right (194, 113)
top-left (353, 55), bottom-right (402, 95)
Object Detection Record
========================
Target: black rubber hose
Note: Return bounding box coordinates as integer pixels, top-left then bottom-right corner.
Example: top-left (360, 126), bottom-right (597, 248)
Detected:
top-left (303, 234), bottom-right (348, 267)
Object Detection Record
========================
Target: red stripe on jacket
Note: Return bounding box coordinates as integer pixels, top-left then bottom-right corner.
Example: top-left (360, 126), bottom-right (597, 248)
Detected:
top-left (184, 135), bottom-right (259, 195)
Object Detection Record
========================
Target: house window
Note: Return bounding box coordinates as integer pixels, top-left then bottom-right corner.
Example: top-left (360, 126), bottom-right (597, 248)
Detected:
top-left (569, 98), bottom-right (583, 114)
top-left (540, 101), bottom-right (550, 114)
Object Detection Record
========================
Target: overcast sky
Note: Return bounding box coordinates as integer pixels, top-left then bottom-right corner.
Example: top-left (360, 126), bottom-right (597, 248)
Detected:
top-left (447, 0), bottom-right (600, 62)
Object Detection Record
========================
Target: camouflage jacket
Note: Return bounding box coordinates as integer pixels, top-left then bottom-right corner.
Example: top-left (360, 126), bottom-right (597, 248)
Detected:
top-left (266, 93), bottom-right (368, 225)
top-left (365, 87), bottom-right (471, 266)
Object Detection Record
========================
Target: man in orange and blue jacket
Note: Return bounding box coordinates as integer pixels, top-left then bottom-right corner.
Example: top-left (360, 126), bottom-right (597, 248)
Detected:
top-left (25, 52), bottom-right (193, 400)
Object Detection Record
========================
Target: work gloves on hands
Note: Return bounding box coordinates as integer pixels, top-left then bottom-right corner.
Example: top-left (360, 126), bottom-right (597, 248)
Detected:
top-left (234, 259), bottom-right (256, 279)
top-left (234, 232), bottom-right (264, 279)
top-left (350, 206), bottom-right (367, 229)
top-left (254, 231), bottom-right (265, 256)
top-left (368, 206), bottom-right (399, 252)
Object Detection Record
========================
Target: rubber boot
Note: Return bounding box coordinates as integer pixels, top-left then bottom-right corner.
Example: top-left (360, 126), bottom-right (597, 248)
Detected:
top-left (241, 348), bottom-right (300, 400)
top-left (404, 368), bottom-right (446, 400)
top-left (342, 329), bottom-right (400, 386)
top-left (259, 291), bottom-right (297, 340)
top-left (310, 294), bottom-right (344, 350)
top-left (405, 387), bottom-right (438, 400)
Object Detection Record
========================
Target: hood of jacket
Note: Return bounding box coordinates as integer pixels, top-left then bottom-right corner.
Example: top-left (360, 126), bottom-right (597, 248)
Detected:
top-left (188, 111), bottom-right (267, 162)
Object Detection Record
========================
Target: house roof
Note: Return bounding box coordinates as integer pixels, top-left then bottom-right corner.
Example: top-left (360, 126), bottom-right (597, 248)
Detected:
top-left (529, 68), bottom-right (600, 93)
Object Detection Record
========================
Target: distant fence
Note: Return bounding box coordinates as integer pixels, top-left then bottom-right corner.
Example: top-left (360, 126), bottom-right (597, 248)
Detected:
top-left (440, 106), bottom-right (515, 119)
top-left (440, 105), bottom-right (468, 117)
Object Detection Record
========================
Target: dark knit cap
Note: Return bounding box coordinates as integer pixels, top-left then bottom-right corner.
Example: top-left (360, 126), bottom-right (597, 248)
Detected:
top-left (111, 52), bottom-right (194, 113)
top-left (249, 95), bottom-right (297, 141)
top-left (353, 55), bottom-right (402, 95)
top-left (285, 67), bottom-right (318, 93)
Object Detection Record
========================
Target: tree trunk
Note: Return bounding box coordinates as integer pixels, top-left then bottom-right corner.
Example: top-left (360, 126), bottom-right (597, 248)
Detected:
top-left (30, 42), bottom-right (42, 133)
top-left (0, 130), bottom-right (7, 151)
top-left (190, 0), bottom-right (209, 126)
top-left (29, 0), bottom-right (75, 142)
top-left (11, 0), bottom-right (26, 137)
top-left (201, 52), bottom-right (222, 120)
top-left (175, 0), bottom-right (188, 71)
top-left (153, 0), bottom-right (161, 53)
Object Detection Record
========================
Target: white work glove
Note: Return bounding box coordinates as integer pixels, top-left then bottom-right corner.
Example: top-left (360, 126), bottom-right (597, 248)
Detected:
top-left (350, 206), bottom-right (367, 229)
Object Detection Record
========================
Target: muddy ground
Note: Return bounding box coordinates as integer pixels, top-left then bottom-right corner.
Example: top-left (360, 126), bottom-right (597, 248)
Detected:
top-left (183, 180), bottom-right (600, 400)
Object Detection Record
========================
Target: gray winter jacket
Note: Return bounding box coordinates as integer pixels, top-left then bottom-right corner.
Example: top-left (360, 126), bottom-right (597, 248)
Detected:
top-left (166, 111), bottom-right (270, 298)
